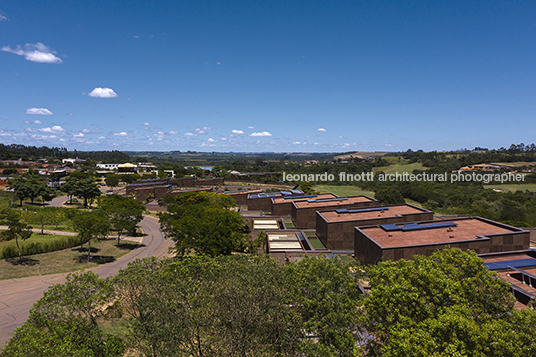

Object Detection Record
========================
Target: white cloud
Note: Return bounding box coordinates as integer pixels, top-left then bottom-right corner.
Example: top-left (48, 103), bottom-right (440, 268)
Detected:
top-left (2, 43), bottom-right (62, 63)
top-left (114, 132), bottom-right (128, 136)
top-left (88, 87), bottom-right (118, 98)
top-left (74, 133), bottom-right (84, 138)
top-left (99, 136), bottom-right (105, 140)
top-left (247, 126), bottom-right (254, 129)
top-left (317, 128), bottom-right (326, 132)
top-left (0, 10), bottom-right (8, 21)
top-left (250, 131), bottom-right (272, 137)
top-left (168, 130), bottom-right (178, 134)
top-left (81, 128), bottom-right (91, 133)
top-left (25, 108), bottom-right (52, 115)
top-left (39, 125), bottom-right (65, 133)
top-left (143, 122), bottom-right (150, 126)
top-left (154, 131), bottom-right (165, 140)
top-left (24, 119), bottom-right (43, 124)
top-left (184, 132), bottom-right (195, 136)
top-left (208, 138), bottom-right (216, 142)
top-left (232, 129), bottom-right (244, 134)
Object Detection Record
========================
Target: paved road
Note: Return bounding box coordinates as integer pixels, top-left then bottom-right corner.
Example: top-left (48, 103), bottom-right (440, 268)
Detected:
top-left (0, 214), bottom-right (174, 348)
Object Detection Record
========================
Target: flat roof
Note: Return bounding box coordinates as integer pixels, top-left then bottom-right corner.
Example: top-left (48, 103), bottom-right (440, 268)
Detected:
top-left (319, 204), bottom-right (428, 223)
top-left (267, 233), bottom-right (303, 251)
top-left (272, 192), bottom-right (336, 204)
top-left (253, 219), bottom-right (280, 230)
top-left (360, 217), bottom-right (522, 248)
top-left (293, 195), bottom-right (375, 209)
top-left (225, 189), bottom-right (262, 194)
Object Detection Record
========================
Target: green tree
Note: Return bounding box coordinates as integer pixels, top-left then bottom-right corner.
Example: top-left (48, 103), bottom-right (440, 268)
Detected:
top-left (105, 174), bottom-right (120, 191)
top-left (285, 256), bottom-right (363, 356)
top-left (71, 211), bottom-right (111, 262)
top-left (60, 176), bottom-right (78, 204)
top-left (113, 255), bottom-right (300, 357)
top-left (74, 178), bottom-right (102, 208)
top-left (0, 209), bottom-right (33, 263)
top-left (1, 272), bottom-right (124, 357)
top-left (297, 181), bottom-right (318, 195)
top-left (98, 194), bottom-right (145, 244)
top-left (7, 170), bottom-right (49, 206)
top-left (158, 192), bottom-right (248, 257)
top-left (363, 248), bottom-right (518, 356)
top-left (25, 207), bottom-right (53, 234)
top-left (374, 187), bottom-right (405, 205)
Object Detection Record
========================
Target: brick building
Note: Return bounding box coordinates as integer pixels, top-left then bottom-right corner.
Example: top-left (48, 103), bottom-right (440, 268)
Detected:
top-left (316, 204), bottom-right (433, 250)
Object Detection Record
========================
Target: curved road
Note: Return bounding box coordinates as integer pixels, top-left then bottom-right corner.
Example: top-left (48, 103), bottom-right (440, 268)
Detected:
top-left (0, 210), bottom-right (174, 348)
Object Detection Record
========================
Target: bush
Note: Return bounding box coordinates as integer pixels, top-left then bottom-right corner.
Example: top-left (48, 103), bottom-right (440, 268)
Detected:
top-left (0, 235), bottom-right (90, 259)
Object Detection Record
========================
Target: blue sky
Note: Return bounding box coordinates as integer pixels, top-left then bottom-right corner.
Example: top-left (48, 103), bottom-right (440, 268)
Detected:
top-left (1, 1), bottom-right (535, 153)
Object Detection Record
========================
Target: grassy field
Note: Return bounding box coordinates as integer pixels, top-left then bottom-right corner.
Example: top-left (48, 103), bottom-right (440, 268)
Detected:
top-left (492, 162), bottom-right (536, 168)
top-left (373, 162), bottom-right (426, 174)
top-left (0, 239), bottom-right (139, 280)
top-left (0, 232), bottom-right (76, 251)
top-left (314, 185), bottom-right (375, 198)
top-left (484, 184), bottom-right (536, 193)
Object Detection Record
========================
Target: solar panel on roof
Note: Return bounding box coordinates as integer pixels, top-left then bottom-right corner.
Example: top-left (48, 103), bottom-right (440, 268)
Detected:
top-left (345, 207), bottom-right (389, 214)
top-left (484, 258), bottom-right (536, 270)
top-left (381, 221), bottom-right (457, 232)
top-left (381, 224), bottom-right (401, 231)
top-left (283, 195), bottom-right (317, 200)
top-left (308, 197), bottom-right (348, 203)
top-left (280, 191), bottom-right (291, 195)
top-left (336, 209), bottom-right (349, 214)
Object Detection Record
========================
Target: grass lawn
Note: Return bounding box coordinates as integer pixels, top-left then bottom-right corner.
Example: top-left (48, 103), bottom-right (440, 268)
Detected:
top-left (372, 162), bottom-right (426, 174)
top-left (0, 239), bottom-right (139, 280)
top-left (484, 184), bottom-right (536, 193)
top-left (308, 238), bottom-right (326, 250)
top-left (0, 232), bottom-right (76, 251)
top-left (315, 185), bottom-right (375, 198)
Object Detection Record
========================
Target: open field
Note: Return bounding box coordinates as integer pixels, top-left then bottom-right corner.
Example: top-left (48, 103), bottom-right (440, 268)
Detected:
top-left (373, 162), bottom-right (426, 174)
top-left (484, 184), bottom-right (536, 193)
top-left (334, 151), bottom-right (389, 160)
top-left (0, 239), bottom-right (139, 280)
top-left (315, 185), bottom-right (375, 198)
top-left (492, 162), bottom-right (536, 168)
top-left (0, 232), bottom-right (76, 251)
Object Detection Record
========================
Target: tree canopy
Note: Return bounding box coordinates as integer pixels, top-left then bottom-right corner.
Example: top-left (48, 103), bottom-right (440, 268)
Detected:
top-left (158, 192), bottom-right (250, 257)
top-left (98, 194), bottom-right (145, 243)
top-left (363, 248), bottom-right (536, 356)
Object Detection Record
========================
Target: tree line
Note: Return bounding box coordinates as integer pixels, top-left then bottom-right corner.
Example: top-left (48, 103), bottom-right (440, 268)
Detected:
top-left (0, 143), bottom-right (129, 163)
top-left (2, 248), bottom-right (535, 356)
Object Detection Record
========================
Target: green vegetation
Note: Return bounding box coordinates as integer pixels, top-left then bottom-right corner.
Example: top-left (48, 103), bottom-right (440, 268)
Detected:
top-left (315, 184), bottom-right (375, 198)
top-left (158, 192), bottom-right (253, 257)
top-left (97, 194), bottom-right (145, 244)
top-left (364, 248), bottom-right (536, 356)
top-left (372, 162), bottom-right (426, 174)
top-left (0, 232), bottom-right (84, 260)
top-left (0, 239), bottom-right (139, 280)
top-left (484, 183), bottom-right (536, 193)
top-left (5, 249), bottom-right (536, 356)
top-left (0, 209), bottom-right (33, 263)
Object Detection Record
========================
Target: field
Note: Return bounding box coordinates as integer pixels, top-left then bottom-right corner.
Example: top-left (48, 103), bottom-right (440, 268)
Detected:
top-left (0, 232), bottom-right (76, 251)
top-left (334, 151), bottom-right (389, 160)
top-left (0, 239), bottom-right (139, 280)
top-left (484, 184), bottom-right (536, 193)
top-left (492, 162), bottom-right (536, 168)
top-left (373, 162), bottom-right (426, 174)
top-left (315, 185), bottom-right (375, 198)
